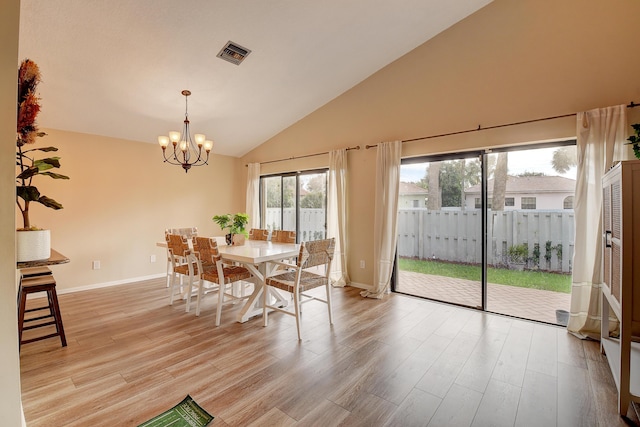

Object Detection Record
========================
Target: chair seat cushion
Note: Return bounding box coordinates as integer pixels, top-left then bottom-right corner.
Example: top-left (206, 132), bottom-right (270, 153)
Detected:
top-left (266, 270), bottom-right (328, 292)
top-left (202, 266), bottom-right (251, 284)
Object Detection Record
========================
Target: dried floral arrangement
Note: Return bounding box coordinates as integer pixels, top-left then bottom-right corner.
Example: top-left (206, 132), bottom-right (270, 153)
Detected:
top-left (16, 59), bottom-right (69, 230)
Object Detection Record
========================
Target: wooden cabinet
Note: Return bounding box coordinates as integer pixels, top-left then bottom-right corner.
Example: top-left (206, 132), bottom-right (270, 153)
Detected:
top-left (601, 160), bottom-right (640, 416)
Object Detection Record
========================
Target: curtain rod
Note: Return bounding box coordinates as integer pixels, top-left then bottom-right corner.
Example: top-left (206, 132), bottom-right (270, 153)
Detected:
top-left (365, 101), bottom-right (640, 149)
top-left (245, 145), bottom-right (360, 167)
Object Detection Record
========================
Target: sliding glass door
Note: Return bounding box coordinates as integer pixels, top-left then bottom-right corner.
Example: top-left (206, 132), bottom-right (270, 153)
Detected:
top-left (395, 142), bottom-right (575, 324)
top-left (260, 170), bottom-right (328, 243)
top-left (396, 153), bottom-right (483, 308)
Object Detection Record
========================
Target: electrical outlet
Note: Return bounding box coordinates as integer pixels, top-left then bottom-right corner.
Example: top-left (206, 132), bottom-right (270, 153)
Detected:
top-left (150, 254), bottom-right (157, 263)
top-left (92, 260), bottom-right (101, 270)
top-left (360, 260), bottom-right (365, 269)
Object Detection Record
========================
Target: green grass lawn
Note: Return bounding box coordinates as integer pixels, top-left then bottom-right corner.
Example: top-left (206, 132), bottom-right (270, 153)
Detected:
top-left (399, 258), bottom-right (572, 293)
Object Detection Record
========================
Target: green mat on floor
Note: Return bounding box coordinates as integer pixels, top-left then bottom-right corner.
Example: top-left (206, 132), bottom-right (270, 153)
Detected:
top-left (137, 395), bottom-right (214, 427)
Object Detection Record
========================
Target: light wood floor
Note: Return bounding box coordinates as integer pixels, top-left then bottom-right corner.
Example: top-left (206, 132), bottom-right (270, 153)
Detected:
top-left (20, 278), bottom-right (639, 426)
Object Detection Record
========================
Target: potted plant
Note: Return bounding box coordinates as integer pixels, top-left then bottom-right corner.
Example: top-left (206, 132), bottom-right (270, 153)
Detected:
top-left (507, 243), bottom-right (528, 271)
top-left (212, 213), bottom-right (249, 245)
top-left (16, 59), bottom-right (69, 261)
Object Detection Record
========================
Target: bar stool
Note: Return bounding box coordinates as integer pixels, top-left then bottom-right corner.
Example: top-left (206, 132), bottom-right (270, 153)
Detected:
top-left (17, 273), bottom-right (67, 350)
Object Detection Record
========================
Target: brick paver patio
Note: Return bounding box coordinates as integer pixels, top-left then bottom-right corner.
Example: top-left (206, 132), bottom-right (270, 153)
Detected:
top-left (397, 270), bottom-right (571, 325)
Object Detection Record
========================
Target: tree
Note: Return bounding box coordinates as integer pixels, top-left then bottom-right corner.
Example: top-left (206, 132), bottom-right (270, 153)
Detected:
top-left (492, 152), bottom-right (508, 211)
top-left (551, 146), bottom-right (577, 174)
top-left (426, 162), bottom-right (441, 210)
top-left (266, 178), bottom-right (295, 208)
top-left (420, 159), bottom-right (481, 210)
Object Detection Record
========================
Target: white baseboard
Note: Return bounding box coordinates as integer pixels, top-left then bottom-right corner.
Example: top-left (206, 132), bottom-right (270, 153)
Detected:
top-left (348, 281), bottom-right (371, 290)
top-left (56, 273), bottom-right (165, 295)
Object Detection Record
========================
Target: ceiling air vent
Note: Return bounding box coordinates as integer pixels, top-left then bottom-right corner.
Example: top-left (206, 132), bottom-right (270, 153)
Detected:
top-left (217, 41), bottom-right (251, 65)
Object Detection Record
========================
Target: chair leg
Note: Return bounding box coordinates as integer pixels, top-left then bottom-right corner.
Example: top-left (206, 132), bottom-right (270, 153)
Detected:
top-left (195, 278), bottom-right (204, 317)
top-left (48, 288), bottom-right (67, 346)
top-left (215, 280), bottom-right (225, 326)
top-left (293, 288), bottom-right (302, 341)
top-left (166, 256), bottom-right (171, 288)
top-left (169, 271), bottom-right (177, 305)
top-left (326, 283), bottom-right (333, 325)
top-left (184, 275), bottom-right (194, 313)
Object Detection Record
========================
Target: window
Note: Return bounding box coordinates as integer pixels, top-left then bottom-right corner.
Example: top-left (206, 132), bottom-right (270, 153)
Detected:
top-left (260, 170), bottom-right (328, 242)
top-left (412, 200), bottom-right (419, 208)
top-left (563, 196), bottom-right (573, 209)
top-left (521, 197), bottom-right (536, 209)
top-left (475, 197), bottom-right (492, 209)
top-left (505, 197), bottom-right (515, 207)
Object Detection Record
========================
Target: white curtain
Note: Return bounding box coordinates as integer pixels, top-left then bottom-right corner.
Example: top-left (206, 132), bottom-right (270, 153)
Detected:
top-left (246, 163), bottom-right (261, 229)
top-left (361, 141), bottom-right (402, 299)
top-left (568, 105), bottom-right (628, 339)
top-left (328, 149), bottom-right (350, 287)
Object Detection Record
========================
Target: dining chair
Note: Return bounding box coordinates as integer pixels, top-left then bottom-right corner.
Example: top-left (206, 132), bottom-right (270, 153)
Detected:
top-left (191, 237), bottom-right (253, 324)
top-left (166, 233), bottom-right (202, 312)
top-left (164, 227), bottom-right (198, 288)
top-left (248, 228), bottom-right (269, 241)
top-left (263, 238), bottom-right (335, 340)
top-left (271, 230), bottom-right (296, 243)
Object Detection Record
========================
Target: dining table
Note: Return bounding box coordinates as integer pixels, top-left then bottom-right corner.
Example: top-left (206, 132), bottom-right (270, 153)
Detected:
top-left (157, 238), bottom-right (300, 323)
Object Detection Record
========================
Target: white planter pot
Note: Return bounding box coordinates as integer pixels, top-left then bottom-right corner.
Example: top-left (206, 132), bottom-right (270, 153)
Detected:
top-left (232, 234), bottom-right (246, 246)
top-left (16, 229), bottom-right (51, 262)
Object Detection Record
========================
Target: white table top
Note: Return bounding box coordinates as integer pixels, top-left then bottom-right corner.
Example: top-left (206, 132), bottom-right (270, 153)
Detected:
top-left (157, 238), bottom-right (299, 264)
top-left (217, 240), bottom-right (299, 264)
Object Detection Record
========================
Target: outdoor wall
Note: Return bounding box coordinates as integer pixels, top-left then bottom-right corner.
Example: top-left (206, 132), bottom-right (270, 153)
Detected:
top-left (1, 0), bottom-right (25, 425)
top-left (25, 129), bottom-right (246, 292)
top-left (240, 0), bottom-right (640, 288)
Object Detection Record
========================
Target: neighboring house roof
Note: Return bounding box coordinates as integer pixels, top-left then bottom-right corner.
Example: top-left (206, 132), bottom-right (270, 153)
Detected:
top-left (465, 175), bottom-right (576, 195)
top-left (399, 182), bottom-right (429, 195)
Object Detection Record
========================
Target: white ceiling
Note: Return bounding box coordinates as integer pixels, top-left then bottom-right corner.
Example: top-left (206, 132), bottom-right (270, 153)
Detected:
top-left (19, 0), bottom-right (492, 157)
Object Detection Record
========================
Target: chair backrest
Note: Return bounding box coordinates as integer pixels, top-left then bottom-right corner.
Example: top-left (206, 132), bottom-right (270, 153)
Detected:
top-left (271, 230), bottom-right (296, 244)
top-left (166, 233), bottom-right (190, 258)
top-left (248, 228), bottom-right (269, 241)
top-left (297, 238), bottom-right (335, 269)
top-left (192, 236), bottom-right (222, 267)
top-left (166, 227), bottom-right (198, 238)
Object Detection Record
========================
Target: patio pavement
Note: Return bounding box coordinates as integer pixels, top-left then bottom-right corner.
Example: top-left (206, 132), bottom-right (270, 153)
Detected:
top-left (397, 270), bottom-right (571, 325)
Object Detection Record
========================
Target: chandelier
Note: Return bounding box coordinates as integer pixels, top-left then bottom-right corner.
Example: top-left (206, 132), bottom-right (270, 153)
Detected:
top-left (158, 90), bottom-right (213, 173)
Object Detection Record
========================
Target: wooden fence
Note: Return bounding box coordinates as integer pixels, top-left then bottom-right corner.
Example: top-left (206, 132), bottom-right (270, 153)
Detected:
top-left (397, 209), bottom-right (574, 273)
top-left (264, 208), bottom-right (326, 242)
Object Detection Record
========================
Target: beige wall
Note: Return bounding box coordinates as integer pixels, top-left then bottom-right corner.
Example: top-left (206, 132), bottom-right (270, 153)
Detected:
top-left (2, 0), bottom-right (25, 425)
top-left (23, 129), bottom-right (246, 291)
top-left (241, 0), bottom-right (640, 287)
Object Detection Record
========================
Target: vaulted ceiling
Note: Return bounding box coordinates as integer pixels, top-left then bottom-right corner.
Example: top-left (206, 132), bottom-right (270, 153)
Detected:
top-left (19, 0), bottom-right (492, 157)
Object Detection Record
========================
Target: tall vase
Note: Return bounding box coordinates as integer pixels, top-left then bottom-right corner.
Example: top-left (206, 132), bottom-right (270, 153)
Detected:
top-left (16, 229), bottom-right (51, 262)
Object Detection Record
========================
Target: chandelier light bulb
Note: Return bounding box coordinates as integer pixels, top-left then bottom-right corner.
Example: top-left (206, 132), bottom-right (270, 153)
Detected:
top-left (203, 140), bottom-right (213, 152)
top-left (194, 134), bottom-right (206, 146)
top-left (158, 135), bottom-right (170, 148)
top-left (169, 131), bottom-right (181, 143)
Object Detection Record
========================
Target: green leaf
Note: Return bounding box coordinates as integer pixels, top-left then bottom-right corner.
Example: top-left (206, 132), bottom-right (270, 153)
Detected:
top-left (35, 157), bottom-right (61, 169)
top-left (40, 171), bottom-right (70, 180)
top-left (23, 146), bottom-right (58, 154)
top-left (16, 166), bottom-right (39, 180)
top-left (16, 185), bottom-right (40, 202)
top-left (37, 195), bottom-right (63, 210)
